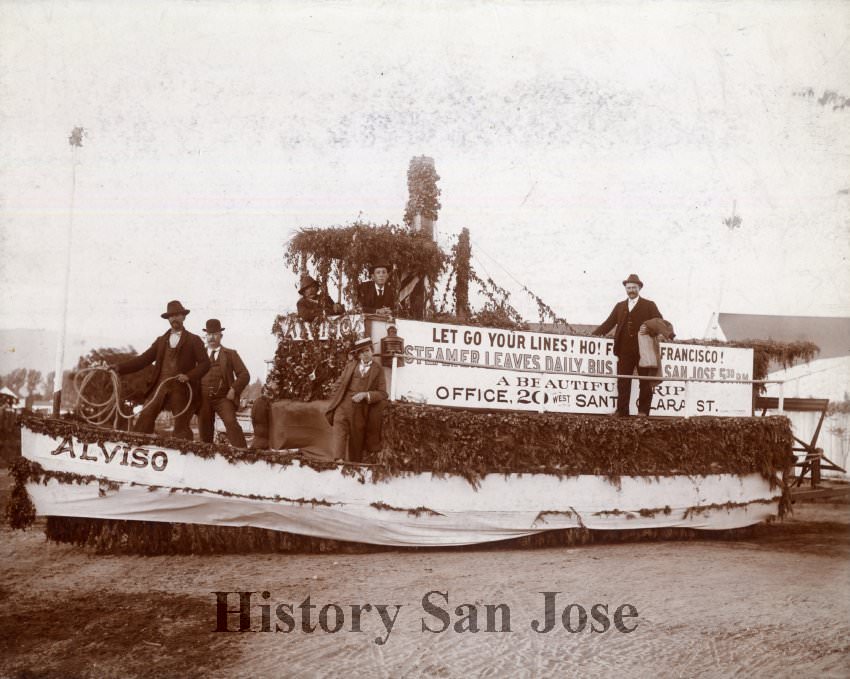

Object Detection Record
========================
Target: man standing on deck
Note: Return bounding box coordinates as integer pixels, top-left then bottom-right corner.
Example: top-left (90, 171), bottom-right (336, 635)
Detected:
top-left (111, 300), bottom-right (210, 439)
top-left (197, 318), bottom-right (249, 447)
top-left (593, 274), bottom-right (663, 417)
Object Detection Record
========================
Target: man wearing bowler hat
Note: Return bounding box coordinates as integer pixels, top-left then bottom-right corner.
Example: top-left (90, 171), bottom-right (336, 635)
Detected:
top-left (593, 274), bottom-right (664, 416)
top-left (358, 262), bottom-right (396, 315)
top-left (197, 318), bottom-right (250, 447)
top-left (325, 337), bottom-right (388, 462)
top-left (111, 300), bottom-right (210, 439)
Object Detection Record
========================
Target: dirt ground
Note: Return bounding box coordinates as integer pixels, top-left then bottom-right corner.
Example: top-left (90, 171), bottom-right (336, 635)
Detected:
top-left (1, 482), bottom-right (848, 678)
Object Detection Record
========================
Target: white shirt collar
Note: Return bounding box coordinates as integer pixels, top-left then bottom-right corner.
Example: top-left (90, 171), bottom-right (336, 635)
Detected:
top-left (628, 295), bottom-right (640, 310)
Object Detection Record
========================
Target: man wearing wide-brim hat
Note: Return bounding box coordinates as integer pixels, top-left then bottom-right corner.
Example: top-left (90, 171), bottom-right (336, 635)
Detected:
top-left (296, 275), bottom-right (345, 322)
top-left (324, 337), bottom-right (388, 462)
top-left (111, 300), bottom-right (210, 439)
top-left (357, 262), bottom-right (396, 316)
top-left (593, 275), bottom-right (664, 416)
top-left (197, 318), bottom-right (250, 447)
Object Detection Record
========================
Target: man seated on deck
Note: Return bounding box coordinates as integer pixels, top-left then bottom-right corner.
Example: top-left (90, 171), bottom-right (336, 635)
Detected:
top-left (325, 337), bottom-right (387, 462)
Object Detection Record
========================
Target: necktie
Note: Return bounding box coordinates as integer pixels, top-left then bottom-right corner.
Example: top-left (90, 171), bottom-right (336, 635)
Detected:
top-left (209, 349), bottom-right (216, 362)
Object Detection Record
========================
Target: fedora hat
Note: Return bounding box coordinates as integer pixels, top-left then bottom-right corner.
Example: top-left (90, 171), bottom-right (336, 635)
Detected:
top-left (161, 300), bottom-right (190, 319)
top-left (622, 274), bottom-right (644, 288)
top-left (204, 318), bottom-right (225, 333)
top-left (351, 337), bottom-right (373, 354)
top-left (298, 275), bottom-right (320, 295)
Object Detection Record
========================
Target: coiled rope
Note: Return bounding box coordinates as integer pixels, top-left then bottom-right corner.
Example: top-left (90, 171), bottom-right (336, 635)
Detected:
top-left (73, 366), bottom-right (193, 428)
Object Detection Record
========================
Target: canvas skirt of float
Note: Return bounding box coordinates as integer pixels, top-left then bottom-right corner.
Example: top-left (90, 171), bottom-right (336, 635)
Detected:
top-left (18, 421), bottom-right (785, 548)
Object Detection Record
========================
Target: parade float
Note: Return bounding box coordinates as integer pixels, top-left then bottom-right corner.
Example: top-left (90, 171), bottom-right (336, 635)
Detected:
top-left (7, 221), bottom-right (813, 553)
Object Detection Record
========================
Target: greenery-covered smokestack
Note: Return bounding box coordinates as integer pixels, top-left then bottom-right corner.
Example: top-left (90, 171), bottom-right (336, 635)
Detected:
top-left (403, 155), bottom-right (441, 240)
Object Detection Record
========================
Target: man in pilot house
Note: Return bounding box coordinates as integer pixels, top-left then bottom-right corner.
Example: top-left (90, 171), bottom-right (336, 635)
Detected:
top-left (593, 274), bottom-right (664, 417)
top-left (357, 262), bottom-right (396, 315)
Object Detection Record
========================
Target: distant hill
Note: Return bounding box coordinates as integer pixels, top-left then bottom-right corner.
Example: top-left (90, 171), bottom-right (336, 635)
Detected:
top-left (0, 328), bottom-right (131, 375)
top-left (0, 327), bottom-right (275, 385)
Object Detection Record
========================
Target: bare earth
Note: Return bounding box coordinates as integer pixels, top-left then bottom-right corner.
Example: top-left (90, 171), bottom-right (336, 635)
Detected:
top-left (1, 493), bottom-right (848, 678)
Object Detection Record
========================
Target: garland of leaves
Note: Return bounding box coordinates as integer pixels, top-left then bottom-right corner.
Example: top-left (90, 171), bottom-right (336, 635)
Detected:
top-left (285, 222), bottom-right (446, 311)
top-left (371, 403), bottom-right (795, 495)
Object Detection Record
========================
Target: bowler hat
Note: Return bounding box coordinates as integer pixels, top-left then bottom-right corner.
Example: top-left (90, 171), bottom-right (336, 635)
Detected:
top-left (351, 337), bottom-right (373, 354)
top-left (622, 274), bottom-right (644, 288)
top-left (204, 318), bottom-right (225, 333)
top-left (161, 300), bottom-right (190, 319)
top-left (369, 262), bottom-right (391, 274)
top-left (298, 275), bottom-right (320, 295)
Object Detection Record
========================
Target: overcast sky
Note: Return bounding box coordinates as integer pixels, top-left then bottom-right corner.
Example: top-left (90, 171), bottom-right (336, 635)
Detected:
top-left (1, 1), bottom-right (848, 381)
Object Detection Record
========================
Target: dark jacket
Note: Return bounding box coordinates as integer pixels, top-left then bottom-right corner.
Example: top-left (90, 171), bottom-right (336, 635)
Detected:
top-left (593, 297), bottom-right (663, 357)
top-left (297, 292), bottom-right (338, 322)
top-left (357, 281), bottom-right (397, 314)
top-left (205, 346), bottom-right (250, 400)
top-left (114, 329), bottom-right (210, 399)
top-left (325, 359), bottom-right (387, 426)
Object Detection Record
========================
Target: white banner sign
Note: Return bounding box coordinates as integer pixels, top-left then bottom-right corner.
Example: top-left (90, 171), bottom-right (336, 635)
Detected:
top-left (24, 428), bottom-right (188, 486)
top-left (386, 320), bottom-right (753, 417)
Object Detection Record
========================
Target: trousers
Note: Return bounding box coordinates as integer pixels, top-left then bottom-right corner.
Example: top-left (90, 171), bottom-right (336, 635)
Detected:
top-left (616, 350), bottom-right (656, 416)
top-left (198, 393), bottom-right (247, 447)
top-left (134, 382), bottom-right (193, 439)
top-left (331, 399), bottom-right (386, 462)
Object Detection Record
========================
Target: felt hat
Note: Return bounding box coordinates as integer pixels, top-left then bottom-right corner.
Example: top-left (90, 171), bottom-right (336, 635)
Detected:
top-left (369, 262), bottom-right (392, 274)
top-left (204, 318), bottom-right (225, 333)
top-left (351, 337), bottom-right (373, 354)
top-left (298, 275), bottom-right (320, 295)
top-left (161, 300), bottom-right (190, 319)
top-left (622, 274), bottom-right (644, 288)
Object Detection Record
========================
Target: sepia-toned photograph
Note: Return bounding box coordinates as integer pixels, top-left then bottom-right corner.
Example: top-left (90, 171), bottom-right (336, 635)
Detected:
top-left (1, 1), bottom-right (848, 676)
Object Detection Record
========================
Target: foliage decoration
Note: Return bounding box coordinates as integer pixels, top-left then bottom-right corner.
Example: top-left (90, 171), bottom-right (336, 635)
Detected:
top-left (372, 403), bottom-right (794, 501)
top-left (268, 314), bottom-right (361, 401)
top-left (5, 457), bottom-right (36, 529)
top-left (285, 222), bottom-right (446, 312)
top-left (452, 228), bottom-right (471, 319)
top-left (403, 155), bottom-right (442, 228)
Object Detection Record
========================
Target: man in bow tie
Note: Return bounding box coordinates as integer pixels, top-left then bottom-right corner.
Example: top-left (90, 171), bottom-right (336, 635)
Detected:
top-left (357, 262), bottom-right (396, 315)
top-left (197, 318), bottom-right (250, 447)
top-left (593, 274), bottom-right (664, 417)
top-left (325, 337), bottom-right (388, 462)
top-left (111, 300), bottom-right (210, 439)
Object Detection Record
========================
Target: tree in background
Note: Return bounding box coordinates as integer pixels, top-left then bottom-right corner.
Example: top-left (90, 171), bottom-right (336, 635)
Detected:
top-left (1, 369), bottom-right (27, 396)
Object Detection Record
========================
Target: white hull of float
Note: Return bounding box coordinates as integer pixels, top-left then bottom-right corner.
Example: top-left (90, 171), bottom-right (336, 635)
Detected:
top-left (21, 426), bottom-right (782, 547)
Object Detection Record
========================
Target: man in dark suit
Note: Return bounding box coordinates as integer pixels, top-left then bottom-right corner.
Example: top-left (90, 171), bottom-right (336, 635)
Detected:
top-left (197, 318), bottom-right (250, 447)
top-left (112, 300), bottom-right (210, 439)
top-left (357, 263), bottom-right (396, 315)
top-left (296, 275), bottom-right (345, 322)
top-left (593, 274), bottom-right (663, 416)
top-left (325, 337), bottom-right (388, 462)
